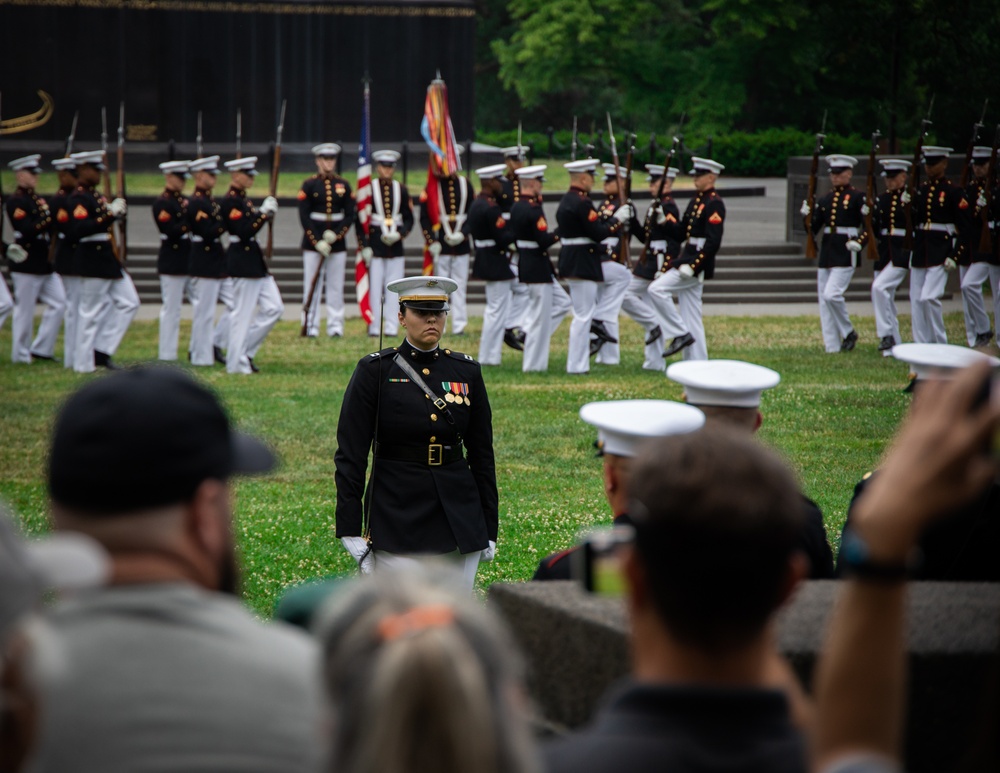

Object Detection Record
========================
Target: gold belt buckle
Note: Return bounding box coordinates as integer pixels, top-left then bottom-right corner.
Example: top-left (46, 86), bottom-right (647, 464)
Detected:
top-left (428, 443), bottom-right (443, 466)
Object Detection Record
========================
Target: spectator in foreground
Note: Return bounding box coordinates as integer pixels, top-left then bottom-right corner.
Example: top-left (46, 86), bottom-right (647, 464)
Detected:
top-left (544, 426), bottom-right (811, 773)
top-left (24, 366), bottom-right (323, 772)
top-left (315, 566), bottom-right (541, 773)
top-left (814, 360), bottom-right (1000, 772)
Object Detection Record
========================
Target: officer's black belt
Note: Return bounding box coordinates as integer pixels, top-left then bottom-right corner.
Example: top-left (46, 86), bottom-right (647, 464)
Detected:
top-left (375, 442), bottom-right (464, 466)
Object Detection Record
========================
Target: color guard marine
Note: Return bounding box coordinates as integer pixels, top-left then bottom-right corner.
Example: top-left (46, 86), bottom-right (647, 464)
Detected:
top-left (4, 154), bottom-right (65, 364)
top-left (152, 160), bottom-right (192, 362)
top-left (870, 159), bottom-right (913, 354)
top-left (50, 157), bottom-right (80, 369)
top-left (298, 143), bottom-right (355, 339)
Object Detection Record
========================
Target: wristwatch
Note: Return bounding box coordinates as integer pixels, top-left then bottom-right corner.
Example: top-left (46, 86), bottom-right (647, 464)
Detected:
top-left (839, 528), bottom-right (919, 582)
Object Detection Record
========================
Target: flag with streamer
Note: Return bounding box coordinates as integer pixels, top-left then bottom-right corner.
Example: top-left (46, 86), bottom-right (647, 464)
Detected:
top-left (419, 75), bottom-right (461, 274)
top-left (354, 82), bottom-right (373, 324)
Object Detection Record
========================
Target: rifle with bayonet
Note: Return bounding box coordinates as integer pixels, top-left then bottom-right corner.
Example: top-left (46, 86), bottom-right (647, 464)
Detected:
top-left (980, 123), bottom-right (999, 255)
top-left (116, 102), bottom-right (128, 263)
top-left (235, 108), bottom-right (242, 159)
top-left (804, 110), bottom-right (827, 260)
top-left (622, 131), bottom-right (636, 268)
top-left (903, 96), bottom-right (934, 251)
top-left (100, 107), bottom-right (122, 264)
top-left (606, 113), bottom-right (631, 270)
top-left (265, 99), bottom-right (286, 262)
top-left (864, 127), bottom-right (881, 261)
top-left (196, 110), bottom-right (204, 159)
top-left (49, 111), bottom-right (80, 263)
top-left (570, 116), bottom-right (578, 161)
top-left (961, 100), bottom-right (987, 189)
top-left (640, 113), bottom-right (686, 267)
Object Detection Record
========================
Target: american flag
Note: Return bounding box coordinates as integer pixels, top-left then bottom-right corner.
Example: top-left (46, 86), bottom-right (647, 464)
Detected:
top-left (354, 82), bottom-right (374, 324)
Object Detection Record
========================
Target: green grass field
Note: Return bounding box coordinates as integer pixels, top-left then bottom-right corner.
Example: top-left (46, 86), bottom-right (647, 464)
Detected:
top-left (0, 310), bottom-right (972, 615)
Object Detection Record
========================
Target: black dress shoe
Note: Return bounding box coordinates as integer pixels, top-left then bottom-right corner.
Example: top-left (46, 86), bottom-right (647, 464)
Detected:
top-left (877, 335), bottom-right (896, 352)
top-left (590, 320), bottom-right (618, 344)
top-left (30, 352), bottom-right (56, 362)
top-left (840, 330), bottom-right (858, 352)
top-left (973, 330), bottom-right (995, 348)
top-left (503, 328), bottom-right (525, 351)
top-left (247, 357), bottom-right (260, 374)
top-left (515, 328), bottom-right (526, 345)
top-left (589, 336), bottom-right (603, 357)
top-left (663, 332), bottom-right (695, 358)
top-left (213, 346), bottom-right (226, 365)
top-left (94, 350), bottom-right (121, 370)
top-left (645, 326), bottom-right (662, 346)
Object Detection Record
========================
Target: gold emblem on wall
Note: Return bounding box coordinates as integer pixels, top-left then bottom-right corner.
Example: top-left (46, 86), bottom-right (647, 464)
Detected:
top-left (0, 91), bottom-right (55, 135)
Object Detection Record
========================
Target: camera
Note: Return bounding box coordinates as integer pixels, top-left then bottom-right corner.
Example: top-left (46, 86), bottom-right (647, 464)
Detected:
top-left (572, 525), bottom-right (635, 596)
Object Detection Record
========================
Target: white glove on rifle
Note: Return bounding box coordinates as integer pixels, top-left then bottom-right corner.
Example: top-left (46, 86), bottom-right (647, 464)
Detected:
top-left (977, 192), bottom-right (988, 209)
top-left (5, 243), bottom-right (27, 263)
top-left (846, 239), bottom-right (862, 252)
top-left (900, 190), bottom-right (911, 205)
top-left (444, 232), bottom-right (466, 247)
top-left (481, 540), bottom-right (497, 562)
top-left (341, 536), bottom-right (374, 574)
top-left (322, 229), bottom-right (337, 245)
top-left (108, 198), bottom-right (127, 218)
top-left (612, 204), bottom-right (632, 223)
top-left (360, 246), bottom-right (373, 263)
top-left (315, 240), bottom-right (332, 257)
top-left (679, 263), bottom-right (695, 278)
top-left (860, 204), bottom-right (870, 216)
top-left (259, 196), bottom-right (279, 217)
top-left (427, 241), bottom-right (442, 258)
top-left (380, 231), bottom-right (401, 246)
top-left (656, 208), bottom-right (669, 225)
top-left (944, 257), bottom-right (957, 272)
top-left (799, 200), bottom-right (811, 217)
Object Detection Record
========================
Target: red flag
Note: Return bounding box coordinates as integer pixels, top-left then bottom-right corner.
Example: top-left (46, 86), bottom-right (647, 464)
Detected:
top-left (420, 76), bottom-right (460, 274)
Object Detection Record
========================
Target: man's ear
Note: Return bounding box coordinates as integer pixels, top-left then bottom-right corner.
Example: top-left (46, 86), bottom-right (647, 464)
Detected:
top-left (185, 479), bottom-right (230, 559)
top-left (754, 410), bottom-right (763, 432)
top-left (777, 551), bottom-right (809, 607)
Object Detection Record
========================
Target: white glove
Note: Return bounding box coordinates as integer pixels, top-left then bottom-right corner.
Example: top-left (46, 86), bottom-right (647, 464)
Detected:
top-left (656, 209), bottom-right (668, 225)
top-left (944, 257), bottom-right (957, 272)
top-left (259, 196), bottom-right (278, 217)
top-left (341, 536), bottom-right (374, 574)
top-left (5, 243), bottom-right (27, 263)
top-left (860, 204), bottom-right (870, 216)
top-left (977, 192), bottom-right (988, 209)
top-left (900, 190), bottom-right (911, 205)
top-left (612, 204), bottom-right (632, 223)
top-left (360, 246), bottom-right (373, 263)
top-left (322, 229), bottom-right (337, 245)
top-left (444, 231), bottom-right (466, 247)
top-left (678, 263), bottom-right (695, 278)
top-left (380, 231), bottom-right (401, 246)
top-left (315, 240), bottom-right (332, 257)
top-left (108, 198), bottom-right (127, 218)
top-left (481, 540), bottom-right (497, 562)
top-left (846, 239), bottom-right (862, 252)
top-left (799, 200), bottom-right (811, 217)
top-left (427, 241), bottom-right (442, 258)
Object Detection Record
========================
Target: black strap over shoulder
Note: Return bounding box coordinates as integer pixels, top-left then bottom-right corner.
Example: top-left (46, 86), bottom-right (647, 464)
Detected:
top-left (392, 353), bottom-right (461, 435)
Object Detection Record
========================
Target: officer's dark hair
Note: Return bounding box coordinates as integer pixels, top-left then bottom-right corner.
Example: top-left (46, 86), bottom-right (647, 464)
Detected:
top-left (629, 426), bottom-right (803, 654)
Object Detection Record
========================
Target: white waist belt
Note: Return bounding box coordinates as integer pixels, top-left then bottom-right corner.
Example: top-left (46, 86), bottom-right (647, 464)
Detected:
top-left (920, 222), bottom-right (955, 234)
top-left (560, 237), bottom-right (595, 246)
top-left (687, 237), bottom-right (707, 250)
top-left (516, 240), bottom-right (539, 249)
top-left (80, 233), bottom-right (110, 243)
top-left (160, 233), bottom-right (191, 241)
top-left (881, 228), bottom-right (907, 237)
top-left (651, 239), bottom-right (667, 251)
top-left (601, 237), bottom-right (618, 247)
top-left (474, 239), bottom-right (497, 248)
top-left (229, 236), bottom-right (257, 243)
top-left (826, 226), bottom-right (859, 237)
top-left (310, 212), bottom-right (345, 222)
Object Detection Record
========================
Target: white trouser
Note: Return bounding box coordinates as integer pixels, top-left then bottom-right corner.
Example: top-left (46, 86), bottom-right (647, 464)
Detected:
top-left (0, 275), bottom-right (12, 333)
top-left (593, 261), bottom-right (632, 365)
top-left (158, 275), bottom-right (190, 361)
top-left (622, 275), bottom-right (669, 371)
top-left (227, 276), bottom-right (284, 374)
top-left (960, 263), bottom-right (992, 345)
top-left (478, 279), bottom-right (514, 365)
top-left (60, 275), bottom-right (80, 369)
top-left (566, 279), bottom-right (600, 374)
top-left (506, 261), bottom-right (529, 331)
top-left (910, 266), bottom-right (948, 344)
top-left (648, 269), bottom-right (707, 361)
top-left (189, 277), bottom-right (228, 366)
top-left (10, 273), bottom-right (65, 363)
top-left (373, 550), bottom-right (481, 593)
top-left (817, 267), bottom-right (855, 353)
top-left (522, 279), bottom-right (571, 372)
top-left (213, 278), bottom-right (235, 350)
top-left (367, 256), bottom-right (406, 336)
top-left (871, 266), bottom-right (907, 345)
top-left (434, 253), bottom-right (470, 334)
top-left (75, 275), bottom-right (139, 373)
top-left (302, 250), bottom-right (346, 337)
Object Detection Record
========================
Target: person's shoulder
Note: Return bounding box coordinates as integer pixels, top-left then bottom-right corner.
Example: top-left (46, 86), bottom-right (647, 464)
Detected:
top-left (441, 347), bottom-right (481, 367)
top-left (357, 347), bottom-right (399, 367)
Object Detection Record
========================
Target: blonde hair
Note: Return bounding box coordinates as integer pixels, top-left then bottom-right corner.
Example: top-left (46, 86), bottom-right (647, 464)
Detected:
top-left (314, 567), bottom-right (540, 773)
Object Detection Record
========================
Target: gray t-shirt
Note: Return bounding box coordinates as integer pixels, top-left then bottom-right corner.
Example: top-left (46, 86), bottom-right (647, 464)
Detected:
top-left (26, 583), bottom-right (323, 773)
